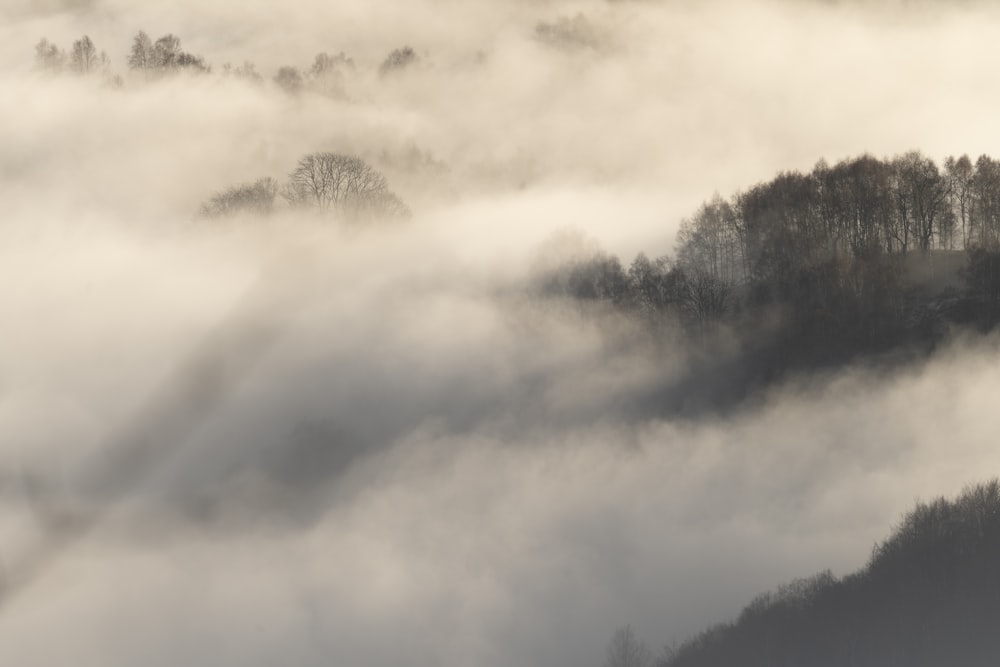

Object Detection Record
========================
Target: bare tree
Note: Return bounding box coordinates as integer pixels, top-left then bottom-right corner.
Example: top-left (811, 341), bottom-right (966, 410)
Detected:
top-left (284, 152), bottom-right (407, 220)
top-left (972, 154), bottom-right (1000, 247)
top-left (127, 30), bottom-right (154, 73)
top-left (945, 154), bottom-right (975, 248)
top-left (152, 34), bottom-right (181, 68)
top-left (605, 625), bottom-right (652, 667)
top-left (679, 269), bottom-right (731, 336)
top-left (34, 38), bottom-right (65, 73)
top-left (69, 35), bottom-right (101, 75)
top-left (627, 252), bottom-right (676, 315)
top-left (676, 194), bottom-right (745, 286)
top-left (892, 151), bottom-right (949, 255)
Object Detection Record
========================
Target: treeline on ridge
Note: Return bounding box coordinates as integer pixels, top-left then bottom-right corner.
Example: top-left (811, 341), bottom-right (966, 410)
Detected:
top-left (542, 151), bottom-right (1000, 376)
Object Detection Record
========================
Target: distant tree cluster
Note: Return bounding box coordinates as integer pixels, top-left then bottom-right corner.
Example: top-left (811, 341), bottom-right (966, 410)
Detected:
top-left (221, 61), bottom-right (263, 84)
top-left (534, 14), bottom-right (604, 51)
top-left (34, 35), bottom-right (119, 85)
top-left (660, 480), bottom-right (1000, 667)
top-left (126, 30), bottom-right (209, 76)
top-left (34, 30), bottom-right (207, 84)
top-left (32, 30), bottom-right (417, 98)
top-left (200, 152), bottom-right (409, 222)
top-left (540, 249), bottom-right (679, 312)
top-left (308, 51), bottom-right (354, 96)
top-left (273, 51), bottom-right (356, 97)
top-left (378, 46), bottom-right (418, 76)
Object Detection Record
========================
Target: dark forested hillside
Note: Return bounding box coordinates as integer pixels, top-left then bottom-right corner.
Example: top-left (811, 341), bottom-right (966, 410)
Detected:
top-left (541, 152), bottom-right (1000, 414)
top-left (661, 480), bottom-right (1000, 667)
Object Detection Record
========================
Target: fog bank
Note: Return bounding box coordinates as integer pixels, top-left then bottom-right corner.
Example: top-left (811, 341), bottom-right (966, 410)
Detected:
top-left (2, 0), bottom-right (999, 665)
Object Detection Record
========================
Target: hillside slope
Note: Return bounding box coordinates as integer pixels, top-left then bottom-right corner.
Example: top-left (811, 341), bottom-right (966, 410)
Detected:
top-left (664, 480), bottom-right (1000, 667)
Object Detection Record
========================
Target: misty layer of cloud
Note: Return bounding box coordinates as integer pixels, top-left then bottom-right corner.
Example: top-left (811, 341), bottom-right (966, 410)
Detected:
top-left (2, 0), bottom-right (1000, 666)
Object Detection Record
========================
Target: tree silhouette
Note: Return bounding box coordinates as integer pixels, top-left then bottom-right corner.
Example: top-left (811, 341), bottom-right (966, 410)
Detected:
top-left (69, 35), bottom-right (105, 75)
top-left (126, 31), bottom-right (207, 76)
top-left (379, 46), bottom-right (418, 76)
top-left (34, 38), bottom-right (65, 73)
top-left (605, 625), bottom-right (652, 667)
top-left (200, 153), bottom-right (408, 223)
top-left (126, 30), bottom-right (154, 72)
top-left (284, 152), bottom-right (406, 220)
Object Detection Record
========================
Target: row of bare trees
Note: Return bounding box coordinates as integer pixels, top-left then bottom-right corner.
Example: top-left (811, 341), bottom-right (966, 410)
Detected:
top-left (34, 31), bottom-right (207, 85)
top-left (669, 152), bottom-right (1000, 338)
top-left (678, 152), bottom-right (1000, 291)
top-left (33, 30), bottom-right (418, 97)
top-left (200, 152), bottom-right (409, 222)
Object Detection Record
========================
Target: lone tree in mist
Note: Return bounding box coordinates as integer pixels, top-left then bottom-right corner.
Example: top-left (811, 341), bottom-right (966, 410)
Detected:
top-left (605, 625), bottom-right (652, 667)
top-left (126, 30), bottom-right (154, 71)
top-left (284, 152), bottom-right (409, 220)
top-left (69, 35), bottom-right (103, 74)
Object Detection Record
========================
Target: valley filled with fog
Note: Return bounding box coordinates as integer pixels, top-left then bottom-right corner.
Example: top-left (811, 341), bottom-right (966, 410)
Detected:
top-left (3, 1), bottom-right (1000, 665)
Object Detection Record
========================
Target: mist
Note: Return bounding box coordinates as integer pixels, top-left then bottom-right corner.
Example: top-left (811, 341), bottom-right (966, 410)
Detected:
top-left (2, 0), bottom-right (1000, 665)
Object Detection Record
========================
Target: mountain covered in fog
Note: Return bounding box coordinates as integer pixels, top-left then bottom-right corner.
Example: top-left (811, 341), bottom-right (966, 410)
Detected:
top-left (662, 480), bottom-right (1000, 667)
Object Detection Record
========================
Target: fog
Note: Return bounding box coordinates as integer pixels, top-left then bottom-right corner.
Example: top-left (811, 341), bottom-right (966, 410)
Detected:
top-left (2, 0), bottom-right (1000, 665)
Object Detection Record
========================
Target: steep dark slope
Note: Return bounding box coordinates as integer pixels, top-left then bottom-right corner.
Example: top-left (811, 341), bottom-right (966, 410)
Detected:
top-left (664, 480), bottom-right (1000, 667)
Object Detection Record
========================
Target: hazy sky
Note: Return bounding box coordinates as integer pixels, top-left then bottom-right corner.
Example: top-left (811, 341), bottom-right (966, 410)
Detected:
top-left (2, 1), bottom-right (1000, 665)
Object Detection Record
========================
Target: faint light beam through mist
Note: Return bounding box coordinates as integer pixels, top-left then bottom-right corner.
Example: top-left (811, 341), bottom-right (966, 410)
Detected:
top-left (0, 251), bottom-right (312, 613)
